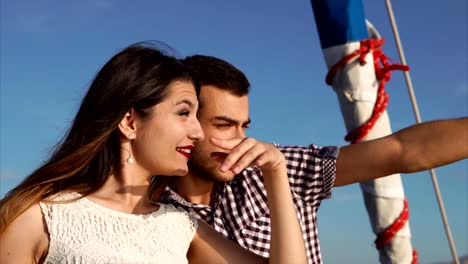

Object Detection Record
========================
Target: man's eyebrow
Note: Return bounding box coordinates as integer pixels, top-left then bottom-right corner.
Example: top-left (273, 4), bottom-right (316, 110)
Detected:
top-left (214, 116), bottom-right (251, 126)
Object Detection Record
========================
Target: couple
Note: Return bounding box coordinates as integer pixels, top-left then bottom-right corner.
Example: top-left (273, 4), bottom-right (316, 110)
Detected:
top-left (1, 42), bottom-right (467, 263)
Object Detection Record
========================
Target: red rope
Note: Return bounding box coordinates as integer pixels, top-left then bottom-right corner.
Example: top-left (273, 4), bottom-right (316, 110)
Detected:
top-left (375, 198), bottom-right (409, 248)
top-left (374, 199), bottom-right (418, 264)
top-left (326, 39), bottom-right (409, 144)
top-left (326, 38), bottom-right (417, 264)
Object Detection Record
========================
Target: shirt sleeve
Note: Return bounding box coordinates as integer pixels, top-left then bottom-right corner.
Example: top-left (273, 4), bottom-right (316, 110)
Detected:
top-left (277, 144), bottom-right (339, 207)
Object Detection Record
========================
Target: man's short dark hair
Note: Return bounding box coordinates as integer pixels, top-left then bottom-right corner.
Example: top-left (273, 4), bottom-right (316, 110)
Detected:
top-left (183, 55), bottom-right (250, 96)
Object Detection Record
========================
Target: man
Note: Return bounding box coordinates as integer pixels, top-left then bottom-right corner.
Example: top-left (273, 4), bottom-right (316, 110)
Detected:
top-left (161, 55), bottom-right (467, 264)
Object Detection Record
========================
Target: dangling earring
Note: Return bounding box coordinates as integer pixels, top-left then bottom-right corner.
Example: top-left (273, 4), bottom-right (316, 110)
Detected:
top-left (127, 154), bottom-right (135, 164)
top-left (127, 133), bottom-right (135, 164)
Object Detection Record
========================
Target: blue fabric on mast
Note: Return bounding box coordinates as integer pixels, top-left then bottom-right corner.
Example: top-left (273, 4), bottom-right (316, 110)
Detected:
top-left (310, 0), bottom-right (368, 49)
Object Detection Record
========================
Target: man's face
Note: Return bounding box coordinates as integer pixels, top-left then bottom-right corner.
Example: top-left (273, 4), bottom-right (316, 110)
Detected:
top-left (188, 85), bottom-right (250, 182)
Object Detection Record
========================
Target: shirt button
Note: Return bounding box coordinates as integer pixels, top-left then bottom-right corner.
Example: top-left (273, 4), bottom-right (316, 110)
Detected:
top-left (318, 146), bottom-right (338, 157)
top-left (318, 148), bottom-right (330, 156)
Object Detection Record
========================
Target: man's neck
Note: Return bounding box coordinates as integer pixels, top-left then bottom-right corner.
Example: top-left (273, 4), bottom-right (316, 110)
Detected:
top-left (170, 172), bottom-right (217, 206)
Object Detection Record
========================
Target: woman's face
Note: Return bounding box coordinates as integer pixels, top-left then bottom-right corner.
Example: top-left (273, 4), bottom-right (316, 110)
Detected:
top-left (132, 80), bottom-right (204, 176)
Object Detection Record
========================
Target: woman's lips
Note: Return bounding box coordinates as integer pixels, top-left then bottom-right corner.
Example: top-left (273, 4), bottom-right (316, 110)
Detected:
top-left (176, 145), bottom-right (194, 159)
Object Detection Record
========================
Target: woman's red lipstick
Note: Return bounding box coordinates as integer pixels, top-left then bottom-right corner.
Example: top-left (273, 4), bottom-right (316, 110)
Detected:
top-left (176, 145), bottom-right (194, 159)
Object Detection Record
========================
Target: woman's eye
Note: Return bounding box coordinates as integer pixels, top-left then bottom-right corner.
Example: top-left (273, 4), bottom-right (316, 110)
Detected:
top-left (179, 110), bottom-right (190, 117)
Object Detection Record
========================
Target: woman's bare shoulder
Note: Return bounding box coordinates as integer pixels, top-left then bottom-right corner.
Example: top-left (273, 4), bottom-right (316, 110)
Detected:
top-left (0, 203), bottom-right (49, 263)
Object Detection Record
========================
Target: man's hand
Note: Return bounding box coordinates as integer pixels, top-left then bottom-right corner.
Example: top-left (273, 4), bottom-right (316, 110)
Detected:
top-left (209, 137), bottom-right (286, 175)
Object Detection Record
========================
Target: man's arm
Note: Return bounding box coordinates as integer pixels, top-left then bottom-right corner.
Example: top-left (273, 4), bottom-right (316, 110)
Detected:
top-left (208, 137), bottom-right (308, 264)
top-left (335, 117), bottom-right (468, 186)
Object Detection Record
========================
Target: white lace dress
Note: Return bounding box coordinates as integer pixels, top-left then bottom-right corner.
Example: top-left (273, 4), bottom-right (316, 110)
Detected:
top-left (39, 192), bottom-right (197, 264)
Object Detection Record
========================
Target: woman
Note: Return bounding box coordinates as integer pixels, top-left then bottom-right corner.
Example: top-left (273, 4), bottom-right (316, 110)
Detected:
top-left (0, 43), bottom-right (307, 263)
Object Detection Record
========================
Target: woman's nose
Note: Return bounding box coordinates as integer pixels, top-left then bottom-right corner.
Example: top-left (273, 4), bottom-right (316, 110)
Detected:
top-left (190, 118), bottom-right (205, 142)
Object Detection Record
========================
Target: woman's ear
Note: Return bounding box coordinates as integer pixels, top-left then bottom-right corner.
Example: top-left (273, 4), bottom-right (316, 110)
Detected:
top-left (118, 108), bottom-right (137, 140)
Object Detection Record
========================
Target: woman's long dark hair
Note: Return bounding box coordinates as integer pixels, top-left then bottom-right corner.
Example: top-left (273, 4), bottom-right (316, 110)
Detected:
top-left (0, 42), bottom-right (192, 233)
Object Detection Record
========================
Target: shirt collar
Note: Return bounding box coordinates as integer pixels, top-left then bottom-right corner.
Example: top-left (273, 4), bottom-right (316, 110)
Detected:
top-left (161, 182), bottom-right (228, 208)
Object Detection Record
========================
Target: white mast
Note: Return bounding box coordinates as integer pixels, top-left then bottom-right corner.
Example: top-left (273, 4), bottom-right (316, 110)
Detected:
top-left (311, 1), bottom-right (416, 262)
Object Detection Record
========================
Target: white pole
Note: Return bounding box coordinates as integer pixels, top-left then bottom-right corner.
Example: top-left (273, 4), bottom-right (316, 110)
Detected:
top-left (383, 1), bottom-right (460, 263)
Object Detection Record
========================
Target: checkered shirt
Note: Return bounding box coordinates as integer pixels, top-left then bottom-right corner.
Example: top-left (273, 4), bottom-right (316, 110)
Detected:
top-left (161, 144), bottom-right (338, 264)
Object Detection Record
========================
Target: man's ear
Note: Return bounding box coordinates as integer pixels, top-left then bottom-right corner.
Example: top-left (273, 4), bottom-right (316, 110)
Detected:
top-left (118, 108), bottom-right (137, 140)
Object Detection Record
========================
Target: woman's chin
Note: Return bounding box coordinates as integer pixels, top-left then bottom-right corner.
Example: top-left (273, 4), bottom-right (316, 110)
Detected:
top-left (171, 168), bottom-right (189, 177)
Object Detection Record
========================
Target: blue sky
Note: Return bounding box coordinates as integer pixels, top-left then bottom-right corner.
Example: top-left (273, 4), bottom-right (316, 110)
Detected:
top-left (1, 0), bottom-right (466, 263)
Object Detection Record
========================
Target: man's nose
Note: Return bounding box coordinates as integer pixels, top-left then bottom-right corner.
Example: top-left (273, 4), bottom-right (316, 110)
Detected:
top-left (235, 127), bottom-right (246, 138)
